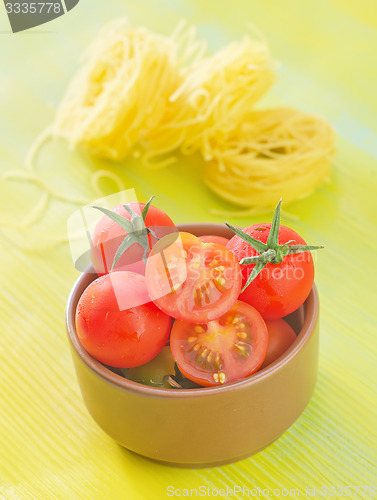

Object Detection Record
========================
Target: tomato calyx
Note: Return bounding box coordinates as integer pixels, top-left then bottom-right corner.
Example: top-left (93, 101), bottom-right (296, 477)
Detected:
top-left (92, 196), bottom-right (159, 269)
top-left (226, 199), bottom-right (324, 292)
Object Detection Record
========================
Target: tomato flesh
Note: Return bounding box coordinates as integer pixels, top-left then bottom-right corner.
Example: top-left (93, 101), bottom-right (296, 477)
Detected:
top-left (145, 232), bottom-right (242, 323)
top-left (75, 271), bottom-right (171, 368)
top-left (170, 300), bottom-right (268, 386)
top-left (199, 235), bottom-right (230, 246)
top-left (227, 224), bottom-right (314, 319)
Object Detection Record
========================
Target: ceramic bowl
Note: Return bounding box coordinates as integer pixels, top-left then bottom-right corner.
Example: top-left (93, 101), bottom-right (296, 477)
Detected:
top-left (65, 223), bottom-right (319, 467)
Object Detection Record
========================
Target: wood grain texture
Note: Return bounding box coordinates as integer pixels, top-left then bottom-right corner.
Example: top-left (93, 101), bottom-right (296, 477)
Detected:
top-left (0, 0), bottom-right (376, 498)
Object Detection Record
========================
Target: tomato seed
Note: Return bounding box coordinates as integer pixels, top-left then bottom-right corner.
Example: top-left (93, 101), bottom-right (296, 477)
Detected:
top-left (213, 371), bottom-right (226, 384)
top-left (203, 291), bottom-right (210, 304)
top-left (213, 277), bottom-right (226, 292)
top-left (194, 288), bottom-right (204, 306)
top-left (237, 331), bottom-right (248, 339)
top-left (234, 342), bottom-right (251, 356)
top-left (214, 353), bottom-right (223, 369)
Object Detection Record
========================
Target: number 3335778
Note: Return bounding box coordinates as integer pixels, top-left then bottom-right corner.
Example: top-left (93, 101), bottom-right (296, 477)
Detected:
top-left (5, 3), bottom-right (62, 14)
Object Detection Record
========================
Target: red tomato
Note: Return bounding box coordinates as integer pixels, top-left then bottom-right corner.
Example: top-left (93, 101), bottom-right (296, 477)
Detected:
top-left (199, 235), bottom-right (230, 246)
top-left (260, 318), bottom-right (297, 369)
top-left (91, 202), bottom-right (176, 276)
top-left (170, 300), bottom-right (268, 386)
top-left (75, 271), bottom-right (171, 368)
top-left (145, 232), bottom-right (242, 324)
top-left (227, 224), bottom-right (314, 319)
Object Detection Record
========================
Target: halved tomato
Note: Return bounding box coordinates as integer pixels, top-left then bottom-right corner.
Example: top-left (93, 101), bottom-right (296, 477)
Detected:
top-left (145, 232), bottom-right (242, 324)
top-left (170, 300), bottom-right (268, 386)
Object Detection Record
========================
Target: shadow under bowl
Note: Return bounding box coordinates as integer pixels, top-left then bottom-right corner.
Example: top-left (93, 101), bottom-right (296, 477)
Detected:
top-left (65, 223), bottom-right (319, 467)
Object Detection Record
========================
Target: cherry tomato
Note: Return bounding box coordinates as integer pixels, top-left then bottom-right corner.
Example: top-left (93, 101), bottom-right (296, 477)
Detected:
top-left (260, 318), bottom-right (297, 369)
top-left (199, 235), bottom-right (230, 246)
top-left (91, 202), bottom-right (177, 276)
top-left (145, 232), bottom-right (242, 323)
top-left (75, 271), bottom-right (171, 368)
top-left (170, 300), bottom-right (268, 386)
top-left (227, 224), bottom-right (315, 319)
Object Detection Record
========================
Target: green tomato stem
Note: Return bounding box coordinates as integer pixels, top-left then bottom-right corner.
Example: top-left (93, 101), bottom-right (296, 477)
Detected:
top-left (93, 197), bottom-right (159, 270)
top-left (228, 198), bottom-right (324, 291)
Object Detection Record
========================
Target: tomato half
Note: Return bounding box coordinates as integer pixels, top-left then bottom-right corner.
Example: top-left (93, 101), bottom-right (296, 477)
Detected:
top-left (260, 318), bottom-right (297, 369)
top-left (91, 202), bottom-right (177, 276)
top-left (227, 224), bottom-right (315, 319)
top-left (145, 232), bottom-right (242, 323)
top-left (170, 300), bottom-right (268, 386)
top-left (75, 271), bottom-right (171, 368)
top-left (199, 235), bottom-right (230, 246)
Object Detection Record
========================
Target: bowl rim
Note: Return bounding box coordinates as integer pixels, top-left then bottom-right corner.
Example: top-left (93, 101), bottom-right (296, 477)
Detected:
top-left (66, 223), bottom-right (319, 398)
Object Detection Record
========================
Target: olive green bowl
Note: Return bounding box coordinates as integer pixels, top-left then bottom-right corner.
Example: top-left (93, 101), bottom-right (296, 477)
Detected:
top-left (65, 223), bottom-right (319, 467)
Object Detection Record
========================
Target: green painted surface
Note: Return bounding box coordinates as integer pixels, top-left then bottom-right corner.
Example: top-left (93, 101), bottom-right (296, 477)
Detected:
top-left (0, 1), bottom-right (376, 497)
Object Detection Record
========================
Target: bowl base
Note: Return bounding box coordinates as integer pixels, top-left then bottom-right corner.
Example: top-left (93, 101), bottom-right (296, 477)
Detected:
top-left (122, 438), bottom-right (278, 468)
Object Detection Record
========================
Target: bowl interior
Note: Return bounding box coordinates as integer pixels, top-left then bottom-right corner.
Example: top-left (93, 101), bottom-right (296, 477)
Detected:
top-left (66, 223), bottom-right (318, 396)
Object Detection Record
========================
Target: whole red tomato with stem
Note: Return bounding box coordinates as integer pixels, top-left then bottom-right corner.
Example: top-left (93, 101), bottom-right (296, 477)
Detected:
top-left (91, 197), bottom-right (177, 276)
top-left (226, 199), bottom-right (323, 319)
top-left (75, 271), bottom-right (171, 368)
top-left (145, 232), bottom-right (242, 324)
top-left (170, 300), bottom-right (268, 386)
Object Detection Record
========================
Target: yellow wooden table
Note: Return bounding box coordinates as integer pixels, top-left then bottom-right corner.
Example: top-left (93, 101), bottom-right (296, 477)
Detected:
top-left (0, 1), bottom-right (376, 498)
